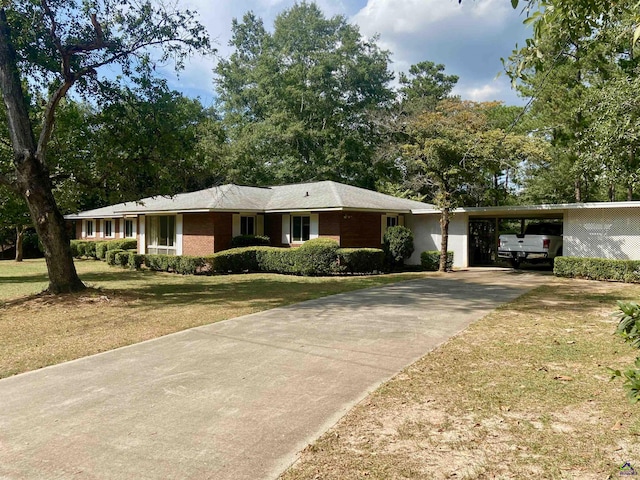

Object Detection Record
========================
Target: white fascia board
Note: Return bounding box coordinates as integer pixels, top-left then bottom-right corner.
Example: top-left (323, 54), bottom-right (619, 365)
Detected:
top-left (412, 201), bottom-right (640, 216)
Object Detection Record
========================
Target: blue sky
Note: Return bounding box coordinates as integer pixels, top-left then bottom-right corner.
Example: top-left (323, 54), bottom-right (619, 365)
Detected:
top-left (159, 0), bottom-right (532, 107)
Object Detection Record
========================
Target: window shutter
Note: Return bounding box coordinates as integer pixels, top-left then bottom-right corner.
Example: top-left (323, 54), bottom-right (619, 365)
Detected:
top-left (98, 219), bottom-right (103, 238)
top-left (256, 215), bottom-right (264, 236)
top-left (176, 214), bottom-right (183, 255)
top-left (310, 214), bottom-right (319, 239)
top-left (139, 215), bottom-right (146, 254)
top-left (282, 214), bottom-right (291, 244)
top-left (119, 218), bottom-right (124, 238)
top-left (232, 214), bottom-right (241, 237)
top-left (381, 214), bottom-right (387, 243)
top-left (398, 215), bottom-right (405, 227)
top-left (82, 220), bottom-right (86, 238)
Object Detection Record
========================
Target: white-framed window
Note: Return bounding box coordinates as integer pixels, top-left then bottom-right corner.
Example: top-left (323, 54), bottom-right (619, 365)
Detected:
top-left (125, 219), bottom-right (135, 238)
top-left (386, 215), bottom-right (399, 228)
top-left (104, 219), bottom-right (114, 238)
top-left (291, 215), bottom-right (311, 242)
top-left (241, 216), bottom-right (255, 236)
top-left (86, 220), bottom-right (94, 237)
top-left (146, 215), bottom-right (176, 255)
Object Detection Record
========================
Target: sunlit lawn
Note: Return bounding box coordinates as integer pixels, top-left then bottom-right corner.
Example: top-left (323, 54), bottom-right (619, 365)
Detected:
top-left (0, 258), bottom-right (430, 379)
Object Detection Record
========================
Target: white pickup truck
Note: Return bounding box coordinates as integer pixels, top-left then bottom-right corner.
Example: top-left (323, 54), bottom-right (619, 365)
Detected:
top-left (498, 222), bottom-right (563, 268)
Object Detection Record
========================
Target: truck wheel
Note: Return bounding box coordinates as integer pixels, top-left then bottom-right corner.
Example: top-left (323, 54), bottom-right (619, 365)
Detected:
top-left (510, 259), bottom-right (521, 269)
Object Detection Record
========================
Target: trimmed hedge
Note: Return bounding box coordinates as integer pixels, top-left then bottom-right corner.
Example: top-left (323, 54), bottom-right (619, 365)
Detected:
top-left (421, 250), bottom-right (454, 271)
top-left (292, 238), bottom-right (341, 276)
top-left (337, 248), bottom-right (385, 274)
top-left (71, 238), bottom-right (137, 260)
top-left (554, 257), bottom-right (640, 283)
top-left (230, 235), bottom-right (271, 248)
top-left (143, 254), bottom-right (206, 275)
top-left (141, 244), bottom-right (385, 276)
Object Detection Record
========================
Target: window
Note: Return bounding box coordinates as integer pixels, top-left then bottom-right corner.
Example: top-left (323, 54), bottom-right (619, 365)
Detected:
top-left (104, 220), bottom-right (113, 238)
top-left (86, 220), bottom-right (94, 237)
top-left (125, 219), bottom-right (135, 238)
top-left (292, 215), bottom-right (311, 242)
top-left (387, 216), bottom-right (398, 228)
top-left (241, 216), bottom-right (255, 236)
top-left (146, 215), bottom-right (176, 255)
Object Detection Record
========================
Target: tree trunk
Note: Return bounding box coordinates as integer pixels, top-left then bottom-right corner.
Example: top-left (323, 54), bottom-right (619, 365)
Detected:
top-left (16, 156), bottom-right (85, 293)
top-left (439, 206), bottom-right (450, 272)
top-left (0, 8), bottom-right (84, 293)
top-left (15, 225), bottom-right (25, 262)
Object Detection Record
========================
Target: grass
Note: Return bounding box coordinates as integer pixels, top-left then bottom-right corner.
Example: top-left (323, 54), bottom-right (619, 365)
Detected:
top-left (0, 258), bottom-right (429, 379)
top-left (281, 279), bottom-right (640, 479)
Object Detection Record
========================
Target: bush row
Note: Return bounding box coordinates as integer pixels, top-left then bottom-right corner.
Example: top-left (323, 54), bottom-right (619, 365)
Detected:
top-left (230, 235), bottom-right (271, 248)
top-left (421, 250), bottom-right (454, 271)
top-left (71, 239), bottom-right (137, 259)
top-left (139, 240), bottom-right (386, 276)
top-left (554, 257), bottom-right (640, 283)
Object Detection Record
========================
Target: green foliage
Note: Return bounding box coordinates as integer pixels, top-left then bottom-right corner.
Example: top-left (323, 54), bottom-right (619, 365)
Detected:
top-left (209, 248), bottom-right (261, 274)
top-left (214, 3), bottom-right (394, 188)
top-left (230, 235), bottom-right (271, 248)
top-left (383, 226), bottom-right (414, 265)
top-left (143, 244), bottom-right (383, 276)
top-left (553, 257), bottom-right (640, 283)
top-left (398, 61), bottom-right (458, 114)
top-left (95, 242), bottom-right (108, 260)
top-left (609, 357), bottom-right (640, 404)
top-left (613, 302), bottom-right (640, 348)
top-left (421, 251), bottom-right (454, 271)
top-left (143, 254), bottom-right (206, 275)
top-left (106, 249), bottom-right (125, 266)
top-left (337, 248), bottom-right (385, 274)
top-left (292, 238), bottom-right (341, 276)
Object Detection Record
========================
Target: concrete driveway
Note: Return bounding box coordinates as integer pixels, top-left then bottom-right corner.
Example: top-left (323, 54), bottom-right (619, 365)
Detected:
top-left (0, 270), bottom-right (546, 479)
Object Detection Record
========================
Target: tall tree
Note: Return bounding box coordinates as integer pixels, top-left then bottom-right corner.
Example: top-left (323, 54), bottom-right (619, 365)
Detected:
top-left (215, 2), bottom-right (394, 188)
top-left (0, 1), bottom-right (209, 293)
top-left (398, 61), bottom-right (459, 113)
top-left (402, 99), bottom-right (547, 271)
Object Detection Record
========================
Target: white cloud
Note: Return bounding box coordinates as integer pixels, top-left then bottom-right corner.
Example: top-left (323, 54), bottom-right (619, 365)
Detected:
top-left (457, 83), bottom-right (500, 102)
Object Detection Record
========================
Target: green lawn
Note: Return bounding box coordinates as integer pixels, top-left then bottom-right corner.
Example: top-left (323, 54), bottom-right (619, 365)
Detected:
top-left (0, 258), bottom-right (430, 378)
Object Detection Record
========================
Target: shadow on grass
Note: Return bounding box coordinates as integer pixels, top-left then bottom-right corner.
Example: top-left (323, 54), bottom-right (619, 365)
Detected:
top-left (0, 273), bottom-right (50, 284)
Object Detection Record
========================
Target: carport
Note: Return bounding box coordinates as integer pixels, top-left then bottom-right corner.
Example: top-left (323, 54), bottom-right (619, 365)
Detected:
top-left (409, 201), bottom-right (640, 269)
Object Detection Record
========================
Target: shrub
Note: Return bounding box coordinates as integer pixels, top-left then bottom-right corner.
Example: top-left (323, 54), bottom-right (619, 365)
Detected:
top-left (614, 301), bottom-right (640, 348)
top-left (84, 241), bottom-right (97, 259)
top-left (113, 250), bottom-right (130, 268)
top-left (209, 247), bottom-right (261, 273)
top-left (292, 238), bottom-right (340, 276)
top-left (106, 249), bottom-right (125, 266)
top-left (127, 252), bottom-right (145, 270)
top-left (107, 239), bottom-right (138, 251)
top-left (383, 226), bottom-right (414, 265)
top-left (337, 248), bottom-right (384, 274)
top-left (70, 240), bottom-right (82, 258)
top-left (230, 235), bottom-right (271, 248)
top-left (95, 242), bottom-right (108, 260)
top-left (421, 250), bottom-right (454, 272)
top-left (609, 357), bottom-right (640, 404)
top-left (255, 247), bottom-right (295, 274)
top-left (554, 257), bottom-right (640, 283)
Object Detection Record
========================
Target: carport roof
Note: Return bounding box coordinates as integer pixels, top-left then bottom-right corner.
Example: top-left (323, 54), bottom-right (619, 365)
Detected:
top-left (411, 201), bottom-right (640, 216)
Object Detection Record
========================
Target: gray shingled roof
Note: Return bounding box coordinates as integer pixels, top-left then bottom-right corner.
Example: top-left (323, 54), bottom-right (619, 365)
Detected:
top-left (65, 181), bottom-right (434, 219)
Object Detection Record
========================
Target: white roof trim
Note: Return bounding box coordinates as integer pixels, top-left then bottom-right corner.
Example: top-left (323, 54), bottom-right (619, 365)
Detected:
top-left (411, 201), bottom-right (640, 215)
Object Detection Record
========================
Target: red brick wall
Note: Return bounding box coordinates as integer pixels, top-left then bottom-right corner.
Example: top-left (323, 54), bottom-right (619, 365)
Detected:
top-left (212, 212), bottom-right (233, 252)
top-left (341, 212), bottom-right (383, 248)
top-left (319, 212), bottom-right (341, 244)
top-left (265, 213), bottom-right (285, 247)
top-left (182, 213), bottom-right (215, 255)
